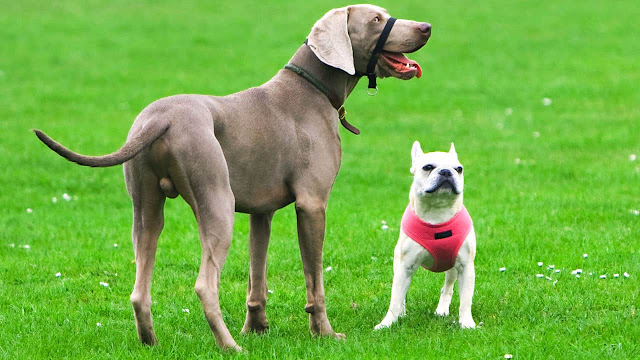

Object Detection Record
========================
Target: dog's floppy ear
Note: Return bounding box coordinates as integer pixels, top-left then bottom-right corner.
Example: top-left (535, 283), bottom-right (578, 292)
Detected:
top-left (307, 7), bottom-right (356, 75)
top-left (449, 142), bottom-right (457, 157)
top-left (410, 141), bottom-right (423, 174)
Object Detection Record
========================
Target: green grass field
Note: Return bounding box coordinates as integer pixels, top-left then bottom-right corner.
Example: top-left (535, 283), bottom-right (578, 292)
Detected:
top-left (1, 0), bottom-right (639, 358)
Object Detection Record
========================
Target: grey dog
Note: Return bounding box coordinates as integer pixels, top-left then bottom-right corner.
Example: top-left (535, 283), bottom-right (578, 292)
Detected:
top-left (34, 4), bottom-right (430, 351)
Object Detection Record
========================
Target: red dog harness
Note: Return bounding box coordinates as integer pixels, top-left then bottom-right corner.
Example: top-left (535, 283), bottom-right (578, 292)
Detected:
top-left (401, 205), bottom-right (473, 272)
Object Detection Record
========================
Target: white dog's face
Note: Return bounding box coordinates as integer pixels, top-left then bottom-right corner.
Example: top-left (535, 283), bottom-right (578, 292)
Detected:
top-left (410, 141), bottom-right (464, 196)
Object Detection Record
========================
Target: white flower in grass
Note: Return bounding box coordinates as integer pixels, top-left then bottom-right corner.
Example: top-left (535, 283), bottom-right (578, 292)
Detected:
top-left (499, 267), bottom-right (506, 272)
top-left (113, 243), bottom-right (118, 248)
top-left (62, 193), bottom-right (71, 201)
top-left (630, 154), bottom-right (637, 161)
top-left (325, 266), bottom-right (332, 272)
top-left (599, 275), bottom-right (606, 279)
top-left (99, 282), bottom-right (109, 287)
top-left (536, 274), bottom-right (544, 278)
top-left (26, 208), bottom-right (33, 214)
top-left (613, 274), bottom-right (619, 278)
top-left (545, 276), bottom-right (552, 281)
top-left (267, 289), bottom-right (274, 294)
top-left (381, 224), bottom-right (389, 230)
top-left (571, 269), bottom-right (582, 275)
top-left (548, 264), bottom-right (555, 270)
top-left (19, 244), bottom-right (30, 249)
top-left (182, 308), bottom-right (190, 313)
top-left (542, 97), bottom-right (552, 106)
top-left (9, 243), bottom-right (15, 248)
top-left (381, 220), bottom-right (386, 225)
top-left (555, 269), bottom-right (561, 273)
top-left (96, 322), bottom-right (102, 327)
top-left (504, 354), bottom-right (513, 359)
top-left (630, 210), bottom-right (639, 216)
top-left (52, 197), bottom-right (58, 204)
top-left (514, 158), bottom-right (521, 165)
top-left (583, 253), bottom-right (588, 258)
top-left (55, 272), bottom-right (61, 278)
top-left (623, 272), bottom-right (630, 278)
top-left (537, 262), bottom-right (543, 267)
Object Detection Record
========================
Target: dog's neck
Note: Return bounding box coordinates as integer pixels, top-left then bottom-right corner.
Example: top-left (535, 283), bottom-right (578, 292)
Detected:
top-left (288, 45), bottom-right (361, 105)
top-left (409, 189), bottom-right (464, 225)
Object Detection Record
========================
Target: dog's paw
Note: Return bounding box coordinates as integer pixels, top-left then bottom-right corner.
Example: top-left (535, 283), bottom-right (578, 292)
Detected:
top-left (458, 317), bottom-right (476, 329)
top-left (374, 322), bottom-right (389, 330)
top-left (333, 332), bottom-right (347, 340)
top-left (434, 307), bottom-right (449, 317)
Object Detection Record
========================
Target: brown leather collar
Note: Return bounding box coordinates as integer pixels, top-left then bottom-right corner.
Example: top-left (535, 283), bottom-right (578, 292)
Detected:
top-left (284, 63), bottom-right (360, 135)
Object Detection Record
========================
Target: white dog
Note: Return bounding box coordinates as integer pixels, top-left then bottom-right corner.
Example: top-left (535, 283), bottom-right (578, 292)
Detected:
top-left (375, 141), bottom-right (477, 330)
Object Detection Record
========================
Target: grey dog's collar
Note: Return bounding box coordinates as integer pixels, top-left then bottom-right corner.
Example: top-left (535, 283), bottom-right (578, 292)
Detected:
top-left (284, 63), bottom-right (359, 135)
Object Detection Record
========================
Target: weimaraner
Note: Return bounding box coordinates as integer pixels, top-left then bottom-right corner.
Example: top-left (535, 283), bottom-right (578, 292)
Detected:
top-left (34, 4), bottom-right (430, 351)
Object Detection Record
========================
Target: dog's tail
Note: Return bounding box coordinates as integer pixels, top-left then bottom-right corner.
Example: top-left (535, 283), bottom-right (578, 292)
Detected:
top-left (33, 119), bottom-right (170, 167)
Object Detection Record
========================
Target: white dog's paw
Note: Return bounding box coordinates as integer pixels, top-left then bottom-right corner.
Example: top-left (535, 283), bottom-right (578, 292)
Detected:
top-left (434, 307), bottom-right (449, 317)
top-left (374, 319), bottom-right (393, 330)
top-left (458, 317), bottom-right (476, 329)
top-left (373, 323), bottom-right (386, 330)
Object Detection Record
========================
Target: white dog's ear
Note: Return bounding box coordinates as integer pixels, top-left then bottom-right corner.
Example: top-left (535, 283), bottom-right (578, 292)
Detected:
top-left (307, 7), bottom-right (356, 75)
top-left (449, 142), bottom-right (457, 157)
top-left (410, 141), bottom-right (423, 174)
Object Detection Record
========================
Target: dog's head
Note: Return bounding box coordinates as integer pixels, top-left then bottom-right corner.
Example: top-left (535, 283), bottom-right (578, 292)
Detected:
top-left (410, 141), bottom-right (464, 200)
top-left (307, 4), bottom-right (430, 79)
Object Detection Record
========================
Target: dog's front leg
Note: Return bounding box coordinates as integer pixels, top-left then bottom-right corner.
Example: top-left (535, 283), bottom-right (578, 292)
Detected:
top-left (457, 261), bottom-right (476, 329)
top-left (295, 199), bottom-right (345, 339)
top-left (375, 238), bottom-right (420, 330)
top-left (241, 212), bottom-right (274, 334)
top-left (435, 267), bottom-right (458, 316)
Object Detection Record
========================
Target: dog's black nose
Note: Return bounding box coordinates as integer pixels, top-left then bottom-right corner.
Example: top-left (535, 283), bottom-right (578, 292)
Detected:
top-left (418, 22), bottom-right (431, 34)
top-left (439, 169), bottom-right (452, 177)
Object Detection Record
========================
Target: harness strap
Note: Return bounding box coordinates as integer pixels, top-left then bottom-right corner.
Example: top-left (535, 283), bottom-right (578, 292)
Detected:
top-left (365, 17), bottom-right (396, 90)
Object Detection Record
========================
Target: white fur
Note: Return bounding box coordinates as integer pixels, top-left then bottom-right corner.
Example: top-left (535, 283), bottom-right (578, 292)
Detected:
top-left (375, 141), bottom-right (477, 330)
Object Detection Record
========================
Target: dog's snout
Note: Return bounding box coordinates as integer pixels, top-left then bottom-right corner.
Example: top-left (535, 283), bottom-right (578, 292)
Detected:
top-left (418, 22), bottom-right (431, 34)
top-left (439, 168), bottom-right (453, 177)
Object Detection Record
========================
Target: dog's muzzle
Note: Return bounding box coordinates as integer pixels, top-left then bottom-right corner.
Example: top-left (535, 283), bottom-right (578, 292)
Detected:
top-left (425, 177), bottom-right (460, 194)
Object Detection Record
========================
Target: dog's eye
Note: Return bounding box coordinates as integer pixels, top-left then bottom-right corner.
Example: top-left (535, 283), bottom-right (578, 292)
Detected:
top-left (373, 16), bottom-right (380, 23)
top-left (456, 166), bottom-right (463, 174)
top-left (422, 164), bottom-right (434, 171)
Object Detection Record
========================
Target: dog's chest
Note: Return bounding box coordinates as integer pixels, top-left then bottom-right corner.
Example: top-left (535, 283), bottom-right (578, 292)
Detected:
top-left (401, 205), bottom-right (473, 272)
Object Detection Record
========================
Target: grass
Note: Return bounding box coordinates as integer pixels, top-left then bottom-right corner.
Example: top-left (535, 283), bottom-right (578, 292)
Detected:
top-left (1, 0), bottom-right (639, 358)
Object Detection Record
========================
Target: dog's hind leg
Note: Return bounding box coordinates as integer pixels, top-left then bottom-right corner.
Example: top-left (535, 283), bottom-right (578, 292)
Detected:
top-left (125, 161), bottom-right (166, 346)
top-left (169, 127), bottom-right (240, 351)
top-left (241, 212), bottom-right (274, 334)
top-left (435, 267), bottom-right (458, 317)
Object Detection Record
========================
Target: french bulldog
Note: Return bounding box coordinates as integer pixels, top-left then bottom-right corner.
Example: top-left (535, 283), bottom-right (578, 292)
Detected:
top-left (374, 141), bottom-right (477, 330)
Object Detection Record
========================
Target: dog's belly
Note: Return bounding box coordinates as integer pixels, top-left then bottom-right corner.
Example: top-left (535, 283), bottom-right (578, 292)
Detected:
top-left (231, 177), bottom-right (295, 214)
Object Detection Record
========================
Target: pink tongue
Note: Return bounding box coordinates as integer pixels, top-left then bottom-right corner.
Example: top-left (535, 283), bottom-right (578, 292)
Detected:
top-left (383, 52), bottom-right (423, 78)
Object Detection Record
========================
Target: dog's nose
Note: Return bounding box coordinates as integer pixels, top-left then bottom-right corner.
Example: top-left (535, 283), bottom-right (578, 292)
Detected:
top-left (418, 22), bottom-right (431, 34)
top-left (439, 169), bottom-right (453, 177)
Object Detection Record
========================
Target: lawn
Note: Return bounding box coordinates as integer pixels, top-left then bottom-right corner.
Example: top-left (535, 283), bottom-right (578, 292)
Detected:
top-left (1, 0), bottom-right (639, 358)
